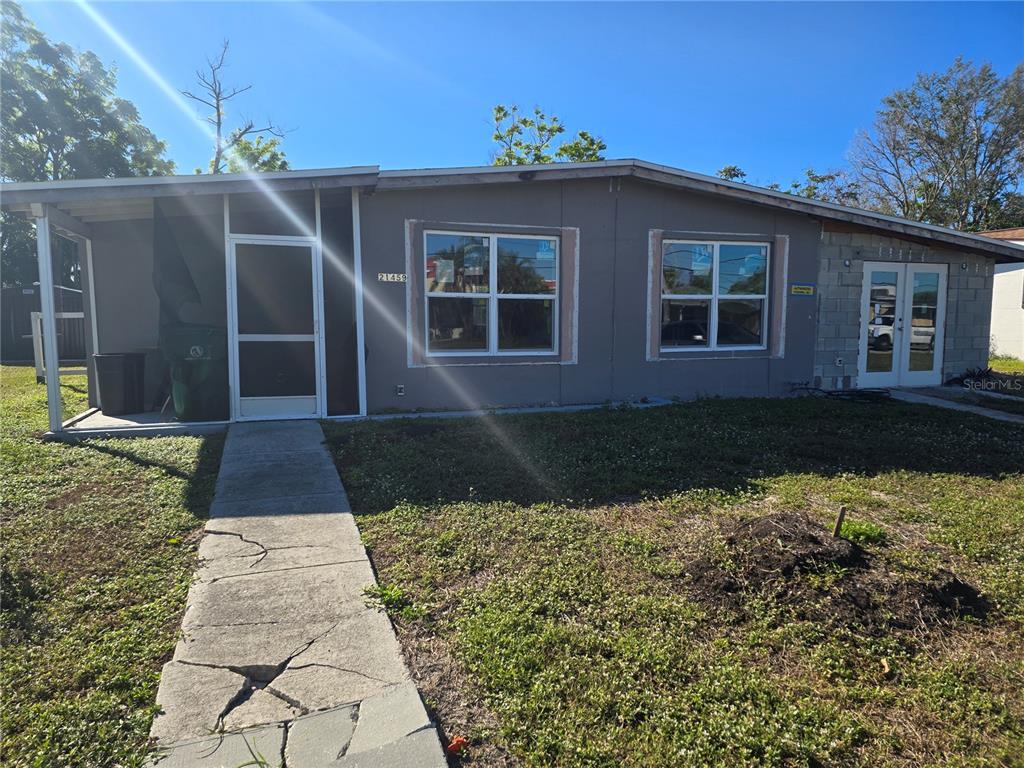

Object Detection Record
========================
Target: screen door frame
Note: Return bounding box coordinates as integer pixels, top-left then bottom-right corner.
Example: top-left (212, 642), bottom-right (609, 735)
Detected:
top-left (227, 234), bottom-right (327, 421)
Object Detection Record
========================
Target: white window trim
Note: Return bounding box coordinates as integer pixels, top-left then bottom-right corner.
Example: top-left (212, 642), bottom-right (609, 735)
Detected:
top-left (423, 228), bottom-right (560, 358)
top-left (659, 239), bottom-right (771, 353)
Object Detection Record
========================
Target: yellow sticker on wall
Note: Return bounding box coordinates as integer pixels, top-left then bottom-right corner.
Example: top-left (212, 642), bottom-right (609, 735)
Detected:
top-left (790, 284), bottom-right (815, 295)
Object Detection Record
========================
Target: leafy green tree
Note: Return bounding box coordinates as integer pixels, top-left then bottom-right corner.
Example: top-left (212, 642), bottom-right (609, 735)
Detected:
top-left (226, 136), bottom-right (289, 173)
top-left (184, 41), bottom-right (287, 174)
top-left (1, 1), bottom-right (174, 286)
top-left (491, 104), bottom-right (606, 165)
top-left (785, 168), bottom-right (862, 207)
top-left (716, 165), bottom-right (747, 182)
top-left (850, 58), bottom-right (1024, 231)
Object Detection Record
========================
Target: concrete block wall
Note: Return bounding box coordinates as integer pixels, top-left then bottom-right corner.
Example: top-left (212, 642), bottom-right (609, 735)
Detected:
top-left (814, 229), bottom-right (995, 390)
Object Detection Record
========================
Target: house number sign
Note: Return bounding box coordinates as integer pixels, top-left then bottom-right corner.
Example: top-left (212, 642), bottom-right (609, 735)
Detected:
top-left (377, 272), bottom-right (407, 283)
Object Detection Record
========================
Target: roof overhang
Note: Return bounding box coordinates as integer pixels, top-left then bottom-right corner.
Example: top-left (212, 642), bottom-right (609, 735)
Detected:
top-left (3, 160), bottom-right (1022, 262)
top-left (378, 160), bottom-right (1024, 263)
top-left (1, 165), bottom-right (378, 211)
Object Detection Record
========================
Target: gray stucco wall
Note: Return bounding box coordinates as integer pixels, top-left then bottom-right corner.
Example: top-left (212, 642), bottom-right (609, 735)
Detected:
top-left (356, 177), bottom-right (823, 413)
top-left (814, 228), bottom-right (995, 389)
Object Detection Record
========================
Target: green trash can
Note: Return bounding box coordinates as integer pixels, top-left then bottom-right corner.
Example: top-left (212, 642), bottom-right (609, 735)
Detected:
top-left (159, 324), bottom-right (228, 421)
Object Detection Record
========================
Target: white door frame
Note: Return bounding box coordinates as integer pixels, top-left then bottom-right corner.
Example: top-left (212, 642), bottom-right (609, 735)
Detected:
top-left (226, 235), bottom-right (326, 421)
top-left (857, 261), bottom-right (948, 388)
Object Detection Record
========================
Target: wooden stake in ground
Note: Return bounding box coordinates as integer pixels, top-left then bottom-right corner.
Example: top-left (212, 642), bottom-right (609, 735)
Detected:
top-left (832, 505), bottom-right (847, 538)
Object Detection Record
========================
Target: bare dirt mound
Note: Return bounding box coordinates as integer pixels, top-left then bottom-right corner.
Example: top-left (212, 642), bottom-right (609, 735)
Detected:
top-left (686, 512), bottom-right (990, 633)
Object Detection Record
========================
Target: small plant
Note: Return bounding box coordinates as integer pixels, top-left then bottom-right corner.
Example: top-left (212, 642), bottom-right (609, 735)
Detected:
top-left (840, 519), bottom-right (888, 545)
top-left (363, 583), bottom-right (425, 620)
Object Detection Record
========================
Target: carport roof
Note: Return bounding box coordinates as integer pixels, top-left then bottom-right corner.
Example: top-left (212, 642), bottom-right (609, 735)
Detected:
top-left (3, 159), bottom-right (1023, 262)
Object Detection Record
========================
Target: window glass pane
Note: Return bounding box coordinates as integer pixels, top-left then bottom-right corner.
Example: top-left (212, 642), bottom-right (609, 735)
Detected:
top-left (426, 234), bottom-right (489, 294)
top-left (497, 237), bottom-right (557, 294)
top-left (498, 298), bottom-right (554, 351)
top-left (909, 271), bottom-right (939, 371)
top-left (427, 297), bottom-right (488, 352)
top-left (717, 299), bottom-right (764, 346)
top-left (719, 244), bottom-right (768, 295)
top-left (662, 243), bottom-right (712, 295)
top-left (866, 270), bottom-right (898, 372)
top-left (238, 341), bottom-right (315, 397)
top-left (661, 300), bottom-right (710, 347)
top-left (236, 244), bottom-right (313, 335)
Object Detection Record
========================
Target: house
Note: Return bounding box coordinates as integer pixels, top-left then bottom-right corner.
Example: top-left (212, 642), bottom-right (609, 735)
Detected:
top-left (4, 159), bottom-right (1023, 436)
top-left (979, 228), bottom-right (1024, 361)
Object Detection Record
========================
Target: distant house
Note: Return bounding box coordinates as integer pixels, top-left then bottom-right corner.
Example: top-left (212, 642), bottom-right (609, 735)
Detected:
top-left (979, 228), bottom-right (1024, 361)
top-left (3, 159), bottom-right (1023, 435)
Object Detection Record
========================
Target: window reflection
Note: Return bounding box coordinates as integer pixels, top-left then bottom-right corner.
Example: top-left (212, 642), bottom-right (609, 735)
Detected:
top-left (909, 272), bottom-right (938, 371)
top-left (426, 234), bottom-right (489, 294)
top-left (718, 244), bottom-right (767, 295)
top-left (427, 297), bottom-right (488, 351)
top-left (663, 243), bottom-right (713, 295)
top-left (866, 271), bottom-right (897, 372)
top-left (499, 299), bottom-right (554, 350)
top-left (661, 300), bottom-right (710, 347)
top-left (497, 238), bottom-right (557, 294)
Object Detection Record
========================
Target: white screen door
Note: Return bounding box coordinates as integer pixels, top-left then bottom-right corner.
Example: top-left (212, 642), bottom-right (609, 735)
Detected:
top-left (858, 262), bottom-right (948, 388)
top-left (229, 238), bottom-right (325, 419)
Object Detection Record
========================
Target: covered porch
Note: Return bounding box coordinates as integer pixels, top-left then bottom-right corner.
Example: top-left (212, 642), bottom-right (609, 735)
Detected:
top-left (2, 167), bottom-right (376, 437)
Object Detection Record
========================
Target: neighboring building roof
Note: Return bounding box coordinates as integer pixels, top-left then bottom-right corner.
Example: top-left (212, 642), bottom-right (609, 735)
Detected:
top-left (980, 227), bottom-right (1024, 241)
top-left (3, 159), bottom-right (1024, 262)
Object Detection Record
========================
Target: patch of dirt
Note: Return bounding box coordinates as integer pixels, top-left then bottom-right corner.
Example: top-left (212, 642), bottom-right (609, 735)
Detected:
top-left (686, 512), bottom-right (990, 634)
top-left (397, 626), bottom-right (515, 768)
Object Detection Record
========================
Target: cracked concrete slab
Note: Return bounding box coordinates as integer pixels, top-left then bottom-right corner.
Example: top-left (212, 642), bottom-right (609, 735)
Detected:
top-left (221, 688), bottom-right (302, 732)
top-left (151, 662), bottom-right (249, 744)
top-left (148, 724), bottom-right (284, 768)
top-left (346, 682), bottom-right (434, 754)
top-left (284, 704), bottom-right (359, 766)
top-left (149, 420), bottom-right (445, 766)
top-left (333, 728), bottom-right (447, 768)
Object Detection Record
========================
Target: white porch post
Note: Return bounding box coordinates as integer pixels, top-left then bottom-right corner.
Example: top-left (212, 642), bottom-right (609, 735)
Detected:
top-left (34, 209), bottom-right (63, 432)
top-left (351, 187), bottom-right (367, 417)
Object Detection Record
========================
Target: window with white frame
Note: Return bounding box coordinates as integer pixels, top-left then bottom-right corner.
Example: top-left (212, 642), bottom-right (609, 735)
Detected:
top-left (425, 231), bottom-right (558, 355)
top-left (660, 240), bottom-right (769, 350)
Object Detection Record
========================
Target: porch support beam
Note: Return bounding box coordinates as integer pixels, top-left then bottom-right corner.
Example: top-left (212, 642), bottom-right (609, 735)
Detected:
top-left (34, 210), bottom-right (63, 433)
top-left (29, 202), bottom-right (92, 240)
top-left (351, 188), bottom-right (367, 417)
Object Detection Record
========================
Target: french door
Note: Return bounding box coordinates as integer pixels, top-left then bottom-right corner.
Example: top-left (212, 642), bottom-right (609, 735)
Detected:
top-left (228, 238), bottom-right (325, 420)
top-left (858, 262), bottom-right (948, 388)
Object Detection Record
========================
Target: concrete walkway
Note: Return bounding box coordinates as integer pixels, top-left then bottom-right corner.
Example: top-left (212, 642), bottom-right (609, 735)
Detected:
top-left (149, 421), bottom-right (446, 767)
top-left (891, 389), bottom-right (1024, 425)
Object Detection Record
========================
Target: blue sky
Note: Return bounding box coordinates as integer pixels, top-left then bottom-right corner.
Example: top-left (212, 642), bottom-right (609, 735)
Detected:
top-left (23, 1), bottom-right (1024, 183)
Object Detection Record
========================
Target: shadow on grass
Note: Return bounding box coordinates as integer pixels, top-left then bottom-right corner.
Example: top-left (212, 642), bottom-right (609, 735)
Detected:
top-left (67, 433), bottom-right (225, 518)
top-left (324, 396), bottom-right (1024, 514)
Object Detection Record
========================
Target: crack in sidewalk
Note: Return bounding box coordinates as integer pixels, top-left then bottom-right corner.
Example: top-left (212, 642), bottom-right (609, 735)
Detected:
top-left (177, 620), bottom-right (341, 731)
top-left (285, 662), bottom-right (397, 685)
top-left (203, 559), bottom-right (367, 584)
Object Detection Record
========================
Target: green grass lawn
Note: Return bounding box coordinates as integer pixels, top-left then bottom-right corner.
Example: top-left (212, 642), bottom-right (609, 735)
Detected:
top-left (326, 397), bottom-right (1024, 767)
top-left (989, 355), bottom-right (1024, 375)
top-left (1, 366), bottom-right (223, 767)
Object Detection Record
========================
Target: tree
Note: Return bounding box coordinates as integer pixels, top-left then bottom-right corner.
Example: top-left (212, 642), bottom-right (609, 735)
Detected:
top-left (491, 104), bottom-right (605, 166)
top-left (849, 58), bottom-right (1024, 231)
top-left (183, 41), bottom-right (286, 174)
top-left (716, 165), bottom-right (747, 181)
top-left (226, 136), bottom-right (289, 173)
top-left (786, 168), bottom-right (862, 207)
top-left (1, 1), bottom-right (174, 286)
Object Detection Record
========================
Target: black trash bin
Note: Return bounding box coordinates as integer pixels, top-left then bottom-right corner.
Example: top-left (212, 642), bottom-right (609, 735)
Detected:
top-left (94, 352), bottom-right (145, 416)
